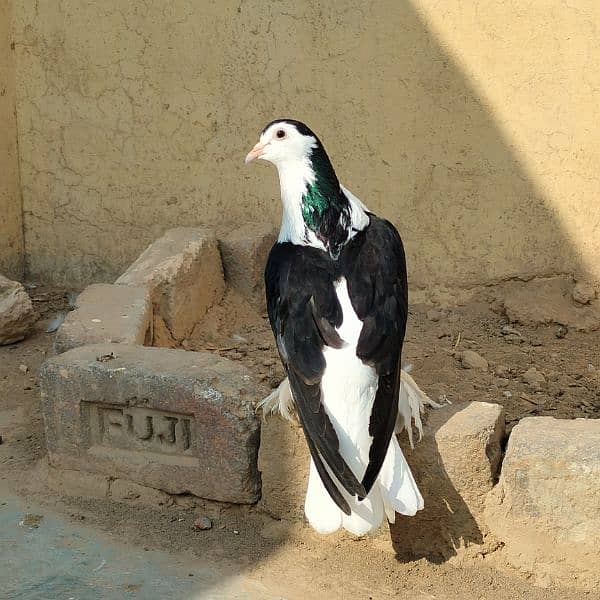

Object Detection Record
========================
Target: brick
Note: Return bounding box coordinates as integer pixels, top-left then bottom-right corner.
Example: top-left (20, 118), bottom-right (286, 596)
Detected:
top-left (219, 223), bottom-right (277, 310)
top-left (485, 417), bottom-right (600, 590)
top-left (53, 284), bottom-right (151, 354)
top-left (0, 274), bottom-right (38, 345)
top-left (391, 402), bottom-right (505, 561)
top-left (40, 343), bottom-right (261, 504)
top-left (116, 227), bottom-right (225, 342)
top-left (258, 417), bottom-right (309, 522)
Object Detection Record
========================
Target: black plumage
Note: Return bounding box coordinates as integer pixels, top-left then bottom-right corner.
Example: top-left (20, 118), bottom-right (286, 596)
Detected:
top-left (265, 213), bottom-right (408, 511)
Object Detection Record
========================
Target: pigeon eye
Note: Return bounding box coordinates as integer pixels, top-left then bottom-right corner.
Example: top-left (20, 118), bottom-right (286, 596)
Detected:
top-left (276, 129), bottom-right (286, 139)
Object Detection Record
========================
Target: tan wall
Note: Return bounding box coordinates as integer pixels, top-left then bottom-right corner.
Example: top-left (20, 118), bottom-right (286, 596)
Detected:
top-left (0, 0), bottom-right (24, 279)
top-left (11, 1), bottom-right (600, 288)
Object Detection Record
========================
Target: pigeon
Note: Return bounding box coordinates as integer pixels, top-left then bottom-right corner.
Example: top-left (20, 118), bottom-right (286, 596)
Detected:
top-left (246, 119), bottom-right (425, 535)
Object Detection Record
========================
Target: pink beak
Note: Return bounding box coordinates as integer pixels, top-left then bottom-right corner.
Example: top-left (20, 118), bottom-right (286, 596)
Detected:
top-left (245, 141), bottom-right (267, 164)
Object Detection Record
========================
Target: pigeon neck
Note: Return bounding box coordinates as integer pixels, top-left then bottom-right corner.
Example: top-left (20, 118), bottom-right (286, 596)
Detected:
top-left (277, 149), bottom-right (351, 258)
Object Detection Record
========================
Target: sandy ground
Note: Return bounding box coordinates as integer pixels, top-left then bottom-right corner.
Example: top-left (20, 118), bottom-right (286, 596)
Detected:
top-left (1, 285), bottom-right (598, 599)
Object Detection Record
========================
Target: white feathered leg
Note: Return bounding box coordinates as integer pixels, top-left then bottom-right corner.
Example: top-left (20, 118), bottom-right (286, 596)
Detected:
top-left (259, 367), bottom-right (439, 438)
top-left (395, 366), bottom-right (443, 448)
top-left (257, 377), bottom-right (296, 422)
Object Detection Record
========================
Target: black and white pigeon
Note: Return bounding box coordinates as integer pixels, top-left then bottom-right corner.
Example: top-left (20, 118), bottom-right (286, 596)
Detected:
top-left (246, 119), bottom-right (425, 535)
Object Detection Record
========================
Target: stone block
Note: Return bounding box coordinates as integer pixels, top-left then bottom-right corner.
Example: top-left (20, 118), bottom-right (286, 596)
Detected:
top-left (498, 276), bottom-right (600, 332)
top-left (40, 343), bottom-right (261, 504)
top-left (258, 417), bottom-right (309, 522)
top-left (485, 417), bottom-right (600, 590)
top-left (219, 223), bottom-right (277, 310)
top-left (390, 402), bottom-right (505, 561)
top-left (116, 227), bottom-right (225, 342)
top-left (53, 284), bottom-right (151, 354)
top-left (0, 274), bottom-right (38, 345)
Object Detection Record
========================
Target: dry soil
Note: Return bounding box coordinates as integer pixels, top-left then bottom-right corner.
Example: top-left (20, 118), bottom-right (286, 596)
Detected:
top-left (1, 285), bottom-right (598, 599)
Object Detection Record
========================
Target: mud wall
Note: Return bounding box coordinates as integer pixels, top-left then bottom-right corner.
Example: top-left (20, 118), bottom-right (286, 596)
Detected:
top-left (10, 1), bottom-right (600, 288)
top-left (0, 0), bottom-right (23, 279)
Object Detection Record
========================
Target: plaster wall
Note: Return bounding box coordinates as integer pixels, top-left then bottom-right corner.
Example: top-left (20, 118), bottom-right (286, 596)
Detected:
top-left (0, 0), bottom-right (23, 279)
top-left (11, 1), bottom-right (600, 288)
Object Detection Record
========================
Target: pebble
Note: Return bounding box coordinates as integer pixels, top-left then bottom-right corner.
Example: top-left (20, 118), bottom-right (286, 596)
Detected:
top-left (426, 309), bottom-right (443, 322)
top-left (193, 516), bottom-right (212, 531)
top-left (490, 299), bottom-right (505, 314)
top-left (503, 391), bottom-right (513, 398)
top-left (572, 281), bottom-right (596, 305)
top-left (495, 378), bottom-right (510, 387)
top-left (555, 326), bottom-right (568, 339)
top-left (460, 350), bottom-right (488, 371)
top-left (495, 365), bottom-right (510, 377)
top-left (501, 325), bottom-right (522, 338)
top-left (19, 364), bottom-right (28, 373)
top-left (523, 367), bottom-right (546, 389)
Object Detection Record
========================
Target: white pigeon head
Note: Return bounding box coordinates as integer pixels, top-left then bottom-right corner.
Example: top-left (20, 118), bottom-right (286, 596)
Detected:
top-left (245, 119), bottom-right (367, 254)
top-left (245, 119), bottom-right (319, 168)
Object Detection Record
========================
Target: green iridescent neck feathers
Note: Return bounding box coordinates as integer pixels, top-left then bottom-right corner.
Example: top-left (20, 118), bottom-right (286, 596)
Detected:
top-left (301, 149), bottom-right (343, 234)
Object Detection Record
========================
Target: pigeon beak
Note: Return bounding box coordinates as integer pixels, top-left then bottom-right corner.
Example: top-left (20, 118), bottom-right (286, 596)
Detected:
top-left (245, 141), bottom-right (267, 164)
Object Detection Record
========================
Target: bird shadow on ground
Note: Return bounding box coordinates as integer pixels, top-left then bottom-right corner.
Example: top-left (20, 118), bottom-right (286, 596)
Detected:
top-left (389, 404), bottom-right (488, 564)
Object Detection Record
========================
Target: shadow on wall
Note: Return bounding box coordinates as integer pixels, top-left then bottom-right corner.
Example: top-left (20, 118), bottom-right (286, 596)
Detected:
top-left (14, 1), bottom-right (593, 288)
top-left (285, 2), bottom-right (590, 290)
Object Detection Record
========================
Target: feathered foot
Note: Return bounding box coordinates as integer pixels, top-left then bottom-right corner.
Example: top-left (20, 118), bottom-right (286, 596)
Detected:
top-left (258, 366), bottom-right (441, 447)
top-left (395, 365), bottom-right (443, 448)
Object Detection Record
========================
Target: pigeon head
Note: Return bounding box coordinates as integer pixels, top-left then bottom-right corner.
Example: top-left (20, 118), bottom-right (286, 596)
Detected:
top-left (246, 119), bottom-right (351, 256)
top-left (245, 119), bottom-right (337, 180)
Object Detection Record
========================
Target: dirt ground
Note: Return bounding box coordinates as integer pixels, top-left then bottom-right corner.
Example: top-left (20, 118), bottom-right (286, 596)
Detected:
top-left (188, 288), bottom-right (600, 434)
top-left (1, 285), bottom-right (598, 599)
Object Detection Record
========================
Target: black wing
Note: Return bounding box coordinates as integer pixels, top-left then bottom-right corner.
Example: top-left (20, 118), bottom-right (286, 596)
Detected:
top-left (265, 243), bottom-right (366, 514)
top-left (341, 215), bottom-right (408, 497)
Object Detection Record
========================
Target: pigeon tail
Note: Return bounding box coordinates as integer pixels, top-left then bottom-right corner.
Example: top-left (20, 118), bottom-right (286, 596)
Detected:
top-left (304, 434), bottom-right (423, 535)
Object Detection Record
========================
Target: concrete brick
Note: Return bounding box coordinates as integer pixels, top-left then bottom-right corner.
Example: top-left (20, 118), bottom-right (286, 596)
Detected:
top-left (220, 223), bottom-right (277, 310)
top-left (116, 227), bottom-right (225, 343)
top-left (53, 284), bottom-right (151, 354)
top-left (391, 402), bottom-right (505, 561)
top-left (40, 343), bottom-right (261, 504)
top-left (258, 417), bottom-right (309, 522)
top-left (0, 275), bottom-right (37, 345)
top-left (485, 417), bottom-right (600, 590)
